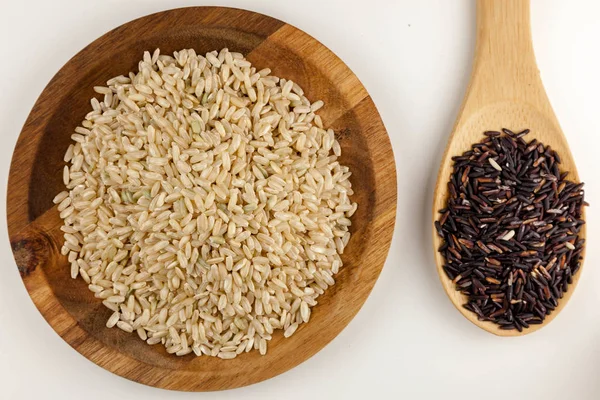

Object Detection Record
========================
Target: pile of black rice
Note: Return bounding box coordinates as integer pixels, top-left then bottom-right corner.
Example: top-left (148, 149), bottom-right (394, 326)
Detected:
top-left (435, 128), bottom-right (587, 331)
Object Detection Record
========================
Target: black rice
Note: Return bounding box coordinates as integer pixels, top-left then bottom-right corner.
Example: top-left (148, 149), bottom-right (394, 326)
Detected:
top-left (437, 129), bottom-right (587, 330)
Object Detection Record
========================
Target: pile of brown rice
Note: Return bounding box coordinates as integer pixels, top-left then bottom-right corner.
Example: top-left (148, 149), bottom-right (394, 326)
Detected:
top-left (54, 48), bottom-right (356, 358)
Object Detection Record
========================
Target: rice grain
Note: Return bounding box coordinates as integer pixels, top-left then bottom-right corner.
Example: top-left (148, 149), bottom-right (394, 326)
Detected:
top-left (57, 48), bottom-right (356, 359)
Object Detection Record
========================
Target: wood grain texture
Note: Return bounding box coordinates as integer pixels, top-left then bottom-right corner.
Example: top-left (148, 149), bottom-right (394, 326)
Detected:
top-left (6, 7), bottom-right (397, 391)
top-left (432, 0), bottom-right (585, 336)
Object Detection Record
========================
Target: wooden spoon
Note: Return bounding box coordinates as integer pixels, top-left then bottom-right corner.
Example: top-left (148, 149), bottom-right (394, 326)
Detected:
top-left (432, 0), bottom-right (585, 336)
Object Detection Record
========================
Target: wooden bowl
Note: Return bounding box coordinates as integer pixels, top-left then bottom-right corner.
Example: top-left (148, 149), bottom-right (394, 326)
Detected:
top-left (7, 7), bottom-right (396, 391)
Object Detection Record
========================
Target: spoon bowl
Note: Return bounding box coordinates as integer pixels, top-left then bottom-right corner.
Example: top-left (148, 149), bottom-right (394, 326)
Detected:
top-left (432, 0), bottom-right (585, 336)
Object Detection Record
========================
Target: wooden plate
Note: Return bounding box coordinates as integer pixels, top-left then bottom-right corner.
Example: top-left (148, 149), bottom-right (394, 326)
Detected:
top-left (7, 6), bottom-right (396, 391)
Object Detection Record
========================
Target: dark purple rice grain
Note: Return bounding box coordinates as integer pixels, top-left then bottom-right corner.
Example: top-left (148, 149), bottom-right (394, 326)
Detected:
top-left (436, 129), bottom-right (586, 330)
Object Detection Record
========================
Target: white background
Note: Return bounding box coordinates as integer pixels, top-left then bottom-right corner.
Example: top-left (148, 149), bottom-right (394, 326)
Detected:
top-left (1, 0), bottom-right (599, 399)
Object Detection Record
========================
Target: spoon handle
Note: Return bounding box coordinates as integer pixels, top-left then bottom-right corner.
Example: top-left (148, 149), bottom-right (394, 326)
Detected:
top-left (469, 0), bottom-right (544, 106)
